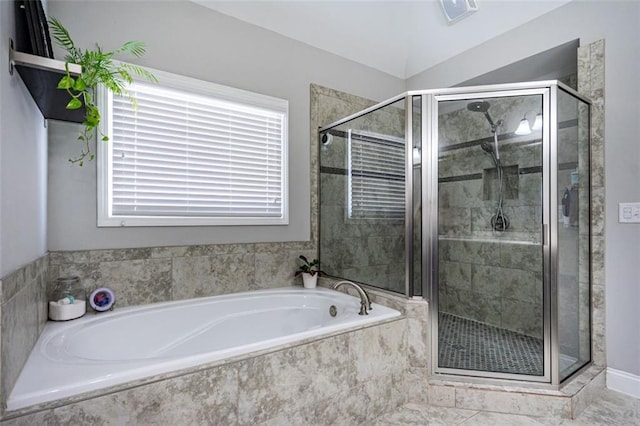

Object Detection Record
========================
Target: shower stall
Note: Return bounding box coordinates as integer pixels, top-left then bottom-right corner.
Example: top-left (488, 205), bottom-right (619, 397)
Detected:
top-left (319, 81), bottom-right (591, 385)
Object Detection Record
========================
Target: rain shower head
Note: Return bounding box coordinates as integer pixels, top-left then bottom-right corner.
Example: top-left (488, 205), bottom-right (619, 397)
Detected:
top-left (467, 101), bottom-right (491, 113)
top-left (467, 100), bottom-right (502, 133)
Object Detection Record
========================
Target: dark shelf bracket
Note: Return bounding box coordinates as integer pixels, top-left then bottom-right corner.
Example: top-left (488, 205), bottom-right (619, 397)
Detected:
top-left (9, 37), bottom-right (86, 123)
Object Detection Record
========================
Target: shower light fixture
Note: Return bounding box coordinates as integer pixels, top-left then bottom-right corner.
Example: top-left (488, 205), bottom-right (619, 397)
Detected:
top-left (515, 115), bottom-right (532, 135)
top-left (515, 111), bottom-right (543, 135)
top-left (532, 113), bottom-right (543, 131)
top-left (413, 147), bottom-right (421, 165)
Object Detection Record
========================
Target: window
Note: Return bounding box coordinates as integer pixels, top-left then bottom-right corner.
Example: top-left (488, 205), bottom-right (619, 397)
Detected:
top-left (97, 68), bottom-right (288, 227)
top-left (347, 130), bottom-right (405, 220)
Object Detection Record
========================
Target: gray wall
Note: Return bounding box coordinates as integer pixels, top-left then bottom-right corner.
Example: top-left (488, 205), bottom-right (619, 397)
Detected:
top-left (408, 0), bottom-right (640, 378)
top-left (46, 0), bottom-right (404, 251)
top-left (0, 0), bottom-right (50, 407)
top-left (0, 1), bottom-right (48, 277)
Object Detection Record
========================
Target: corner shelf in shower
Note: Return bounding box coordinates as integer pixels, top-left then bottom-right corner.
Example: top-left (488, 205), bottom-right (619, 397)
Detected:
top-left (8, 38), bottom-right (85, 123)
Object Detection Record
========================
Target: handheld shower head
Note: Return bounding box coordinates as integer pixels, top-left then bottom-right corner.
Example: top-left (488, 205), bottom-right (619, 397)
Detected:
top-left (480, 141), bottom-right (494, 154)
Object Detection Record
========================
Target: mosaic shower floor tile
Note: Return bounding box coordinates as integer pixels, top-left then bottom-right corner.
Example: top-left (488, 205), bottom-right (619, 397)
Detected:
top-left (438, 313), bottom-right (544, 376)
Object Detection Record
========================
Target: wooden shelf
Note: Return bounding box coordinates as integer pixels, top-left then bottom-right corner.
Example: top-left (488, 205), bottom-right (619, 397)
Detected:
top-left (9, 39), bottom-right (86, 123)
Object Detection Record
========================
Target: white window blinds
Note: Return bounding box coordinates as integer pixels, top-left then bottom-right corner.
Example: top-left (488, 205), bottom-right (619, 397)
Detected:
top-left (98, 75), bottom-right (288, 227)
top-left (347, 130), bottom-right (405, 220)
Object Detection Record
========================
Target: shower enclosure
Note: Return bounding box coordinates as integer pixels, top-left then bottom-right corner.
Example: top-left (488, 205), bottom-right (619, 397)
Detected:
top-left (319, 81), bottom-right (591, 385)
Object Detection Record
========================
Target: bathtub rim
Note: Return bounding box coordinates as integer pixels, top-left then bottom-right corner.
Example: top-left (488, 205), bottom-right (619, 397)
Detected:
top-left (3, 286), bottom-right (403, 419)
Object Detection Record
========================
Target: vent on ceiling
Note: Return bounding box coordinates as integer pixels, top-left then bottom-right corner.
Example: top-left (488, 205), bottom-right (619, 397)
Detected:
top-left (440, 0), bottom-right (479, 24)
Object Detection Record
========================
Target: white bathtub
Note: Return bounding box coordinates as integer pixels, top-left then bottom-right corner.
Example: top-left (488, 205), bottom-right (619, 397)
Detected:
top-left (8, 287), bottom-right (400, 411)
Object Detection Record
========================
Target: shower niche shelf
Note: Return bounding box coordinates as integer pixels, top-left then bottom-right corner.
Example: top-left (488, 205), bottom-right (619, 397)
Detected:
top-left (8, 39), bottom-right (85, 123)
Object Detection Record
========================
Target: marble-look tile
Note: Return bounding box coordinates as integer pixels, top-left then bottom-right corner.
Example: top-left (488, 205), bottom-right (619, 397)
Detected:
top-left (172, 253), bottom-right (255, 300)
top-left (499, 269), bottom-right (543, 305)
top-left (236, 333), bottom-right (352, 425)
top-left (460, 411), bottom-right (544, 425)
top-left (406, 316), bottom-right (429, 368)
top-left (470, 265), bottom-right (502, 297)
top-left (254, 249), bottom-right (296, 289)
top-left (149, 245), bottom-right (190, 259)
top-left (439, 261), bottom-right (472, 291)
top-left (96, 258), bottom-right (172, 307)
top-left (0, 268), bottom-right (23, 306)
top-left (51, 365), bottom-right (239, 425)
top-left (48, 250), bottom-right (91, 265)
top-left (590, 142), bottom-right (605, 188)
top-left (404, 369), bottom-right (429, 405)
top-left (0, 256), bottom-right (47, 305)
top-left (0, 409), bottom-right (55, 426)
top-left (501, 298), bottom-right (543, 338)
top-left (570, 369), bottom-right (605, 418)
top-left (500, 243), bottom-right (542, 273)
top-left (561, 388), bottom-right (638, 426)
top-left (87, 247), bottom-right (152, 263)
top-left (454, 388), bottom-right (571, 418)
top-left (1, 273), bottom-right (43, 403)
top-left (350, 319), bottom-right (408, 384)
top-left (428, 385), bottom-right (456, 408)
top-left (257, 393), bottom-right (340, 426)
top-left (374, 403), bottom-right (478, 426)
top-left (439, 207), bottom-right (471, 236)
top-left (590, 284), bottom-right (606, 366)
top-left (440, 239), bottom-right (501, 267)
top-left (440, 287), bottom-right (502, 327)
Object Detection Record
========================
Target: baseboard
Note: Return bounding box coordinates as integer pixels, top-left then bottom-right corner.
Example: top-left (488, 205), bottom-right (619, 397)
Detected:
top-left (606, 367), bottom-right (640, 398)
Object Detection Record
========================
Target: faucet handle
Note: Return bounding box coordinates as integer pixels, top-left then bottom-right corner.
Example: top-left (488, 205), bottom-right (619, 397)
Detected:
top-left (359, 300), bottom-right (368, 315)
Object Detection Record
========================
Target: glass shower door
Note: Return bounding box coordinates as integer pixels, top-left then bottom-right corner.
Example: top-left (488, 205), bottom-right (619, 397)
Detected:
top-left (434, 91), bottom-right (548, 379)
top-left (556, 88), bottom-right (591, 381)
top-left (319, 98), bottom-right (408, 294)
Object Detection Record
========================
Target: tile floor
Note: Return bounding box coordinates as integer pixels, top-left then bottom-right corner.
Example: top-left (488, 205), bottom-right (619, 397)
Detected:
top-left (439, 313), bottom-right (543, 376)
top-left (374, 389), bottom-right (639, 425)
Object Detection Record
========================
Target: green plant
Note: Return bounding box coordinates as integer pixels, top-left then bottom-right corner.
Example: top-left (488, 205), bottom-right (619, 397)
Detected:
top-left (48, 17), bottom-right (157, 166)
top-left (295, 255), bottom-right (324, 277)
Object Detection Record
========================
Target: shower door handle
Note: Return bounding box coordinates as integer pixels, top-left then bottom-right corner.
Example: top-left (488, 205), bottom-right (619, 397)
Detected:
top-left (542, 224), bottom-right (549, 246)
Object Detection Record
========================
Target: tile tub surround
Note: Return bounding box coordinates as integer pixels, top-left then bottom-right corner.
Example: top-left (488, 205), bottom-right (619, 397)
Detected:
top-left (1, 317), bottom-right (408, 425)
top-left (425, 365), bottom-right (606, 420)
top-left (373, 387), bottom-right (638, 426)
top-left (47, 242), bottom-right (316, 309)
top-left (577, 39), bottom-right (605, 367)
top-left (0, 255), bottom-right (48, 415)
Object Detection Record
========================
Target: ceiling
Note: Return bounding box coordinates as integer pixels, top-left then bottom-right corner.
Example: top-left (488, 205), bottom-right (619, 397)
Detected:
top-left (192, 0), bottom-right (572, 79)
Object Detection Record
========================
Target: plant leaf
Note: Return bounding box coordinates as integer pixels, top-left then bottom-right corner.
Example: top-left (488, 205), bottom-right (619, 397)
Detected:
top-left (48, 17), bottom-right (79, 59)
top-left (57, 75), bottom-right (75, 89)
top-left (72, 77), bottom-right (86, 91)
top-left (114, 41), bottom-right (146, 57)
top-left (122, 64), bottom-right (158, 83)
top-left (66, 98), bottom-right (83, 110)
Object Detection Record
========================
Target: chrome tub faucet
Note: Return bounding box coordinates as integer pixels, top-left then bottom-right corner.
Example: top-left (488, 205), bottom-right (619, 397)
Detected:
top-left (333, 280), bottom-right (372, 315)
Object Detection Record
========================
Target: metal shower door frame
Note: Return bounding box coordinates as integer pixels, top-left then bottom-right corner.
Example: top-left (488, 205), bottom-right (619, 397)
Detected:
top-left (424, 86), bottom-right (553, 384)
top-left (318, 80), bottom-right (592, 386)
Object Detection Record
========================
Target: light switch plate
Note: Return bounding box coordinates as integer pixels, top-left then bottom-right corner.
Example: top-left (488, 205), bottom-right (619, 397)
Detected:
top-left (618, 202), bottom-right (640, 223)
